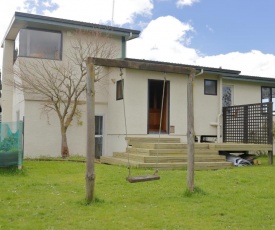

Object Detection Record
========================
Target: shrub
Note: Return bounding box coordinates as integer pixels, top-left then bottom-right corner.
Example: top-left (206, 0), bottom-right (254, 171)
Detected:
top-left (0, 133), bottom-right (18, 152)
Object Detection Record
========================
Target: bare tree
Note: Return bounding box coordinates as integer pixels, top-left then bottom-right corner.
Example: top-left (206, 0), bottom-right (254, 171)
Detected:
top-left (11, 29), bottom-right (117, 158)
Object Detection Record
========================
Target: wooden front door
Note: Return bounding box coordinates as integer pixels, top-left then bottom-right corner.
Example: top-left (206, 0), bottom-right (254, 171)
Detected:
top-left (148, 80), bottom-right (169, 133)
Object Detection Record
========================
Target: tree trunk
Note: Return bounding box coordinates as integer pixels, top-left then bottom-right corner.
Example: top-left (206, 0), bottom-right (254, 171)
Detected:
top-left (85, 57), bottom-right (96, 204)
top-left (187, 69), bottom-right (196, 192)
top-left (61, 127), bottom-right (69, 158)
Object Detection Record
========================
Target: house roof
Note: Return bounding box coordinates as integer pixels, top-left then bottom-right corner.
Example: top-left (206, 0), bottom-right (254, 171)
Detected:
top-left (93, 57), bottom-right (241, 75)
top-left (93, 57), bottom-right (194, 74)
top-left (224, 74), bottom-right (275, 84)
top-left (93, 57), bottom-right (275, 84)
top-left (1, 12), bottom-right (140, 47)
top-left (124, 58), bottom-right (241, 75)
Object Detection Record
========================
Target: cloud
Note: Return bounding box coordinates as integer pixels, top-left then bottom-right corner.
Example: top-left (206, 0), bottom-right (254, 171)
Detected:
top-left (46, 0), bottom-right (153, 26)
top-left (1, 0), bottom-right (275, 79)
top-left (206, 25), bottom-right (214, 32)
top-left (127, 16), bottom-right (198, 63)
top-left (0, 0), bottom-right (153, 69)
top-left (196, 50), bottom-right (275, 77)
top-left (128, 16), bottom-right (275, 78)
top-left (0, 1), bottom-right (25, 36)
top-left (176, 0), bottom-right (199, 7)
top-left (23, 0), bottom-right (58, 14)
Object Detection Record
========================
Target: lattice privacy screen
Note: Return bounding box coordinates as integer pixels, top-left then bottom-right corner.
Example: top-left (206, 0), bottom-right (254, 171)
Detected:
top-left (223, 103), bottom-right (273, 144)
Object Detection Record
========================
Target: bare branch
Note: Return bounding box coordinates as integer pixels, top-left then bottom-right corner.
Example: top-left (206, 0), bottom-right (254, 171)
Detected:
top-left (9, 29), bottom-right (116, 158)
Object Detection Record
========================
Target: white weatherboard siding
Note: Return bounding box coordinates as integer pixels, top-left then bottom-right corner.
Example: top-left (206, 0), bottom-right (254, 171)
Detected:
top-left (223, 80), bottom-right (261, 105)
top-left (194, 74), bottom-right (220, 137)
top-left (169, 73), bottom-right (188, 137)
top-left (2, 40), bottom-right (14, 123)
top-left (105, 68), bottom-right (224, 155)
top-left (23, 100), bottom-right (109, 158)
top-left (6, 24), bottom-right (123, 157)
top-left (3, 12), bottom-right (275, 159)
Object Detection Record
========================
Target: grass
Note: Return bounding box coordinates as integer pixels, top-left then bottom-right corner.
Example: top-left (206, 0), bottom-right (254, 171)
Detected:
top-left (0, 158), bottom-right (275, 230)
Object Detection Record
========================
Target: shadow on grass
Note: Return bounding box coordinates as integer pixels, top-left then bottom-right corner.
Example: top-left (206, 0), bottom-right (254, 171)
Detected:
top-left (0, 166), bottom-right (27, 176)
top-left (184, 186), bottom-right (207, 197)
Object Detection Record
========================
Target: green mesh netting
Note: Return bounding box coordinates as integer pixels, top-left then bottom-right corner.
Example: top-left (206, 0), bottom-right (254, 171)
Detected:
top-left (0, 121), bottom-right (23, 168)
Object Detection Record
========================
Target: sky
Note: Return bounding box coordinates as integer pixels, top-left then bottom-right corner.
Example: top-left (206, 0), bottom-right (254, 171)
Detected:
top-left (1, 0), bottom-right (275, 77)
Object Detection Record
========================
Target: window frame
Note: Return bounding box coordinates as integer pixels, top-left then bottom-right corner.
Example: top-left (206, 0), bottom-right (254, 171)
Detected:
top-left (204, 79), bottom-right (217, 96)
top-left (261, 86), bottom-right (275, 114)
top-left (14, 28), bottom-right (63, 61)
top-left (116, 79), bottom-right (124, 100)
top-left (222, 85), bottom-right (234, 107)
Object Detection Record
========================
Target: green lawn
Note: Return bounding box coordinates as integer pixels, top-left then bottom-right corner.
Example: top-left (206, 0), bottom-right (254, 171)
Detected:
top-left (0, 159), bottom-right (275, 230)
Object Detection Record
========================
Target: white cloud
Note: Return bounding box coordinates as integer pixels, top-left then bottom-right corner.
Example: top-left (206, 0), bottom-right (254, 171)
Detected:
top-left (196, 50), bottom-right (275, 77)
top-left (0, 0), bottom-right (153, 69)
top-left (128, 16), bottom-right (275, 78)
top-left (206, 25), bottom-right (214, 32)
top-left (0, 0), bottom-right (26, 68)
top-left (176, 0), bottom-right (199, 7)
top-left (127, 16), bottom-right (198, 63)
top-left (1, 0), bottom-right (275, 79)
top-left (0, 1), bottom-right (25, 43)
top-left (46, 0), bottom-right (153, 26)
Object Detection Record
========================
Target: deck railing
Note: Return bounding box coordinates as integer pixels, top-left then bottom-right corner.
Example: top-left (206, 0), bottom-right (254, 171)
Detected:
top-left (223, 102), bottom-right (273, 145)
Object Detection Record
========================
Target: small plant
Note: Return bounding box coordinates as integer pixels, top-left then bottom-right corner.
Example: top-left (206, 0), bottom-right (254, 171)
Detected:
top-left (0, 133), bottom-right (18, 152)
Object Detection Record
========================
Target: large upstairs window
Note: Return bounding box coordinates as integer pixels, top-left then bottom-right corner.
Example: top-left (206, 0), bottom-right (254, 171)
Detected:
top-left (15, 28), bottom-right (62, 60)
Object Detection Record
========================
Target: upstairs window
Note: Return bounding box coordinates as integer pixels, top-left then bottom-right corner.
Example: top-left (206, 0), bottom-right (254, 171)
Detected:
top-left (204, 79), bottom-right (217, 95)
top-left (15, 29), bottom-right (62, 60)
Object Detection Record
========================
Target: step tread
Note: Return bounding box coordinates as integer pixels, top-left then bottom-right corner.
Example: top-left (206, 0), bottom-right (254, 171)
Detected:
top-left (100, 156), bottom-right (233, 170)
top-left (126, 137), bottom-right (181, 144)
top-left (113, 152), bottom-right (226, 163)
top-left (126, 148), bottom-right (219, 155)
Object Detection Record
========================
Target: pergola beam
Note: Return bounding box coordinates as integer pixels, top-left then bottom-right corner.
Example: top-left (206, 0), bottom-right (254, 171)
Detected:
top-left (92, 58), bottom-right (193, 75)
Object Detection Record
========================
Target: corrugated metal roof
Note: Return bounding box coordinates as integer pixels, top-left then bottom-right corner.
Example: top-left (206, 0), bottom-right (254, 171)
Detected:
top-left (224, 74), bottom-right (275, 84)
top-left (124, 58), bottom-right (241, 75)
top-left (14, 12), bottom-right (140, 35)
top-left (1, 12), bottom-right (140, 47)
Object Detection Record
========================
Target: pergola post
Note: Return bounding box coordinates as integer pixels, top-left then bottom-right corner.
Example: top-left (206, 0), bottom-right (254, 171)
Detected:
top-left (187, 69), bottom-right (196, 192)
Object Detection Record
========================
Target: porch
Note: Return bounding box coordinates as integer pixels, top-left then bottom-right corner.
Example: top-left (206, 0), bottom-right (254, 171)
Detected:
top-left (100, 137), bottom-right (273, 170)
top-left (101, 102), bottom-right (274, 170)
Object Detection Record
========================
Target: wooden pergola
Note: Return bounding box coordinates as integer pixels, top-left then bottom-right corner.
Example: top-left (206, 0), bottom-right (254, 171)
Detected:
top-left (88, 57), bottom-right (197, 191)
top-left (92, 58), bottom-right (194, 75)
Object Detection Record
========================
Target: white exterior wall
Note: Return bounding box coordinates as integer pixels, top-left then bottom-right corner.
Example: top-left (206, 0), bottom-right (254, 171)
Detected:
top-left (23, 100), bottom-right (108, 157)
top-left (194, 74), bottom-right (220, 136)
top-left (3, 25), bottom-right (275, 158)
top-left (1, 40), bottom-right (15, 122)
top-left (169, 74), bottom-right (188, 137)
top-left (223, 79), bottom-right (262, 105)
top-left (106, 69), bottom-right (223, 154)
top-left (9, 28), bottom-right (122, 158)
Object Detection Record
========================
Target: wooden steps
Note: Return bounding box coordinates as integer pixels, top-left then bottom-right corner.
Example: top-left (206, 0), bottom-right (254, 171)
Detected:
top-left (113, 152), bottom-right (225, 163)
top-left (100, 137), bottom-right (233, 170)
top-left (126, 148), bottom-right (219, 156)
top-left (100, 156), bottom-right (232, 170)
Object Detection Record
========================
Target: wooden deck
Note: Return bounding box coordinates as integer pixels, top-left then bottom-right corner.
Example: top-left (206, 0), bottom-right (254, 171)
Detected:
top-left (100, 137), bottom-right (273, 170)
